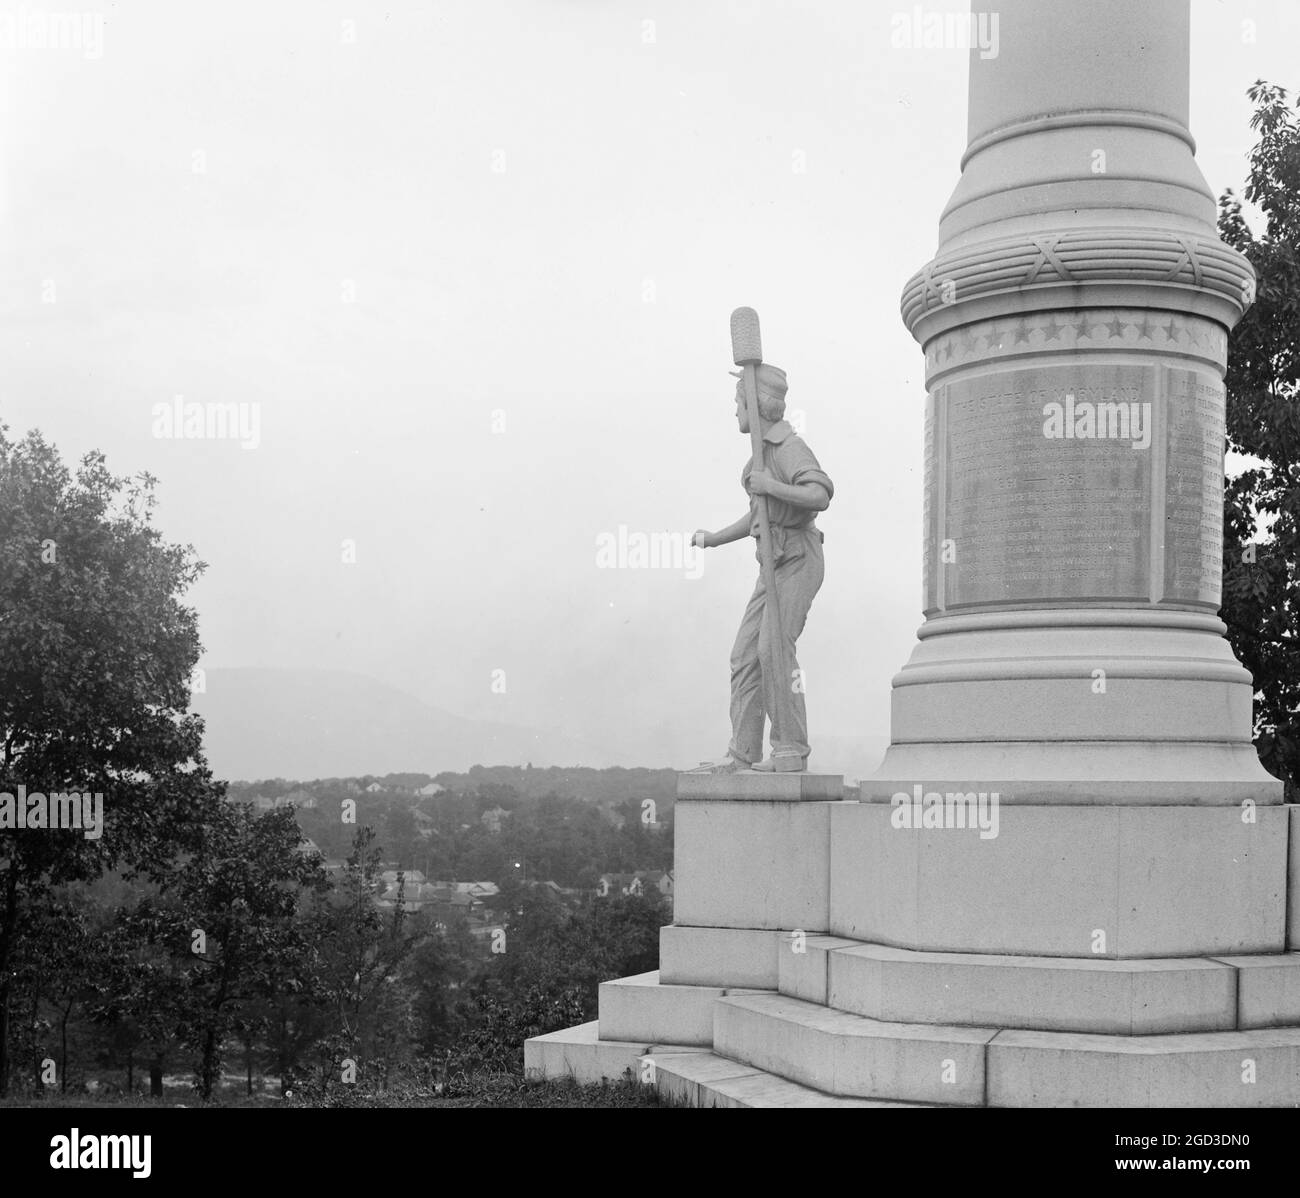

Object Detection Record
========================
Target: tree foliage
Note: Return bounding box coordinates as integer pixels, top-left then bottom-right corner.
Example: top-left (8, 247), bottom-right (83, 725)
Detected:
top-left (122, 804), bottom-right (329, 1098)
top-left (1218, 81), bottom-right (1300, 794)
top-left (0, 428), bottom-right (221, 1094)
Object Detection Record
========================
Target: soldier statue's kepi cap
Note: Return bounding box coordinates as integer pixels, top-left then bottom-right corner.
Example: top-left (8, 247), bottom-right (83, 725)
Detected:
top-left (729, 363), bottom-right (788, 398)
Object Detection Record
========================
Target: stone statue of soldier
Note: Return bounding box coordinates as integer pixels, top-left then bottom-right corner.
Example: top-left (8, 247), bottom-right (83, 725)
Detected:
top-left (692, 363), bottom-right (834, 772)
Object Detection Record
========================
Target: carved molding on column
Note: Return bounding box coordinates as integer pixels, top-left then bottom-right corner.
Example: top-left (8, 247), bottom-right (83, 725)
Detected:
top-left (901, 228), bottom-right (1255, 345)
top-left (921, 308), bottom-right (1227, 386)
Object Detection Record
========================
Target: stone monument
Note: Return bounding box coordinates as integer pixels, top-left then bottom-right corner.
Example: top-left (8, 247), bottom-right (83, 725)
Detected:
top-left (526, 0), bottom-right (1300, 1106)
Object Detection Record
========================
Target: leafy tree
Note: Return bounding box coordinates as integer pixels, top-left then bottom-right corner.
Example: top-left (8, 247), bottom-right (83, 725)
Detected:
top-left (122, 803), bottom-right (328, 1099)
top-left (383, 806), bottom-right (420, 868)
top-left (260, 988), bottom-right (331, 1097)
top-left (449, 889), bottom-right (667, 1077)
top-left (474, 783), bottom-right (520, 812)
top-left (1218, 81), bottom-right (1300, 796)
top-left (302, 827), bottom-right (425, 1094)
top-left (0, 429), bottom-right (221, 1094)
top-left (406, 919), bottom-right (476, 1054)
top-left (447, 985), bottom-right (585, 1083)
top-left (551, 891), bottom-right (668, 1018)
top-left (91, 909), bottom-right (187, 1097)
top-left (23, 893), bottom-right (111, 1093)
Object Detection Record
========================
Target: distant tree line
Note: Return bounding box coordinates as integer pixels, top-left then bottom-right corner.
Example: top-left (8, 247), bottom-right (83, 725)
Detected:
top-left (251, 781), bottom-right (674, 890)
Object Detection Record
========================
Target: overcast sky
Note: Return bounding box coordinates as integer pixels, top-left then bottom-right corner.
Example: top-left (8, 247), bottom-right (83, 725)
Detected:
top-left (2, 0), bottom-right (1295, 773)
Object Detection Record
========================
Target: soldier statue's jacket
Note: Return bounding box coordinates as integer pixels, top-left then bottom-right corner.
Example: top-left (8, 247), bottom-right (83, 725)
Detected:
top-left (740, 419), bottom-right (834, 564)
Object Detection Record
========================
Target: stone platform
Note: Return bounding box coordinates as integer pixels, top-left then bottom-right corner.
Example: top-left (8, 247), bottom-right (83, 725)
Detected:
top-left (525, 941), bottom-right (1300, 1107)
top-left (524, 774), bottom-right (1300, 1107)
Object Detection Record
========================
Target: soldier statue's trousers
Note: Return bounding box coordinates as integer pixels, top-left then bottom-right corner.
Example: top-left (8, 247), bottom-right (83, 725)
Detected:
top-left (727, 525), bottom-right (824, 764)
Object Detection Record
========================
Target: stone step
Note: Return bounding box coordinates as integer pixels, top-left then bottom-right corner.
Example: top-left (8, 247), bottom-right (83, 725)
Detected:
top-left (780, 933), bottom-right (1300, 1035)
top-left (989, 1026), bottom-right (1300, 1107)
top-left (1212, 953), bottom-right (1300, 1028)
top-left (660, 925), bottom-right (783, 989)
top-left (714, 992), bottom-right (997, 1105)
top-left (529, 1012), bottom-right (1300, 1106)
top-left (523, 1020), bottom-right (698, 1085)
top-left (648, 1050), bottom-right (932, 1108)
top-left (597, 970), bottom-right (769, 1047)
top-left (713, 991), bottom-right (1300, 1107)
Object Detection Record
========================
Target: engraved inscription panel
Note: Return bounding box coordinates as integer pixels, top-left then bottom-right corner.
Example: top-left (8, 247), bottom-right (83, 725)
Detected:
top-left (1163, 369), bottom-right (1224, 606)
top-left (941, 365), bottom-right (1155, 606)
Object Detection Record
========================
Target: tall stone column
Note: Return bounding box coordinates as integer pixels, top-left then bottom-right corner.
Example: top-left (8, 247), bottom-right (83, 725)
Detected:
top-left (869, 0), bottom-right (1280, 809)
top-left (850, 0), bottom-right (1288, 959)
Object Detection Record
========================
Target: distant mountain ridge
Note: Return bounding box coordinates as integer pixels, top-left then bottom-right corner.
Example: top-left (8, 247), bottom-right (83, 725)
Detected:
top-left (191, 667), bottom-right (891, 784)
top-left (191, 667), bottom-right (623, 782)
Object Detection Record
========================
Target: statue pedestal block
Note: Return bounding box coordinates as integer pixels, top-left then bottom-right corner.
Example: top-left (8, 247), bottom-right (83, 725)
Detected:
top-left (830, 799), bottom-right (1289, 958)
top-left (671, 772), bottom-right (842, 932)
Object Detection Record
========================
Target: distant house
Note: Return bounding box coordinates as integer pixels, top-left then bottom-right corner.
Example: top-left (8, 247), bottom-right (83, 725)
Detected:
top-left (380, 869), bottom-right (427, 885)
top-left (598, 872), bottom-right (637, 897)
top-left (365, 782), bottom-right (385, 794)
top-left (416, 782), bottom-right (445, 797)
top-left (480, 806), bottom-right (509, 834)
top-left (376, 876), bottom-right (447, 912)
top-left (398, 884), bottom-right (482, 918)
top-left (455, 881), bottom-right (499, 900)
top-left (597, 870), bottom-right (672, 898)
top-left (640, 869), bottom-right (673, 896)
top-left (248, 792), bottom-right (306, 810)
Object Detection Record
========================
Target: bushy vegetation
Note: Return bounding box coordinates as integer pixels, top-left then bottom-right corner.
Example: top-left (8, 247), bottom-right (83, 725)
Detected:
top-left (0, 426), bottom-right (671, 1107)
top-left (1219, 80), bottom-right (1300, 797)
top-left (3, 809), bottom-right (670, 1105)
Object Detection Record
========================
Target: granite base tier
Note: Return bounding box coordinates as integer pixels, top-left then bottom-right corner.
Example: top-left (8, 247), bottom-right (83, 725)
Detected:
top-left (528, 955), bottom-right (1300, 1106)
top-left (831, 800), bottom-right (1290, 957)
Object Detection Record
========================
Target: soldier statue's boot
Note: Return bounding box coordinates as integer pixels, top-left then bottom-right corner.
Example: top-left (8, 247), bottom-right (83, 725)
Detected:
top-left (751, 752), bottom-right (807, 773)
top-left (688, 753), bottom-right (751, 774)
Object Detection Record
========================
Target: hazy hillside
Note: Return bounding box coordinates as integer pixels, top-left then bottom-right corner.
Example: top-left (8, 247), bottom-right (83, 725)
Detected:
top-left (191, 667), bottom-right (891, 783)
top-left (432, 764), bottom-right (679, 804)
top-left (192, 668), bottom-right (623, 781)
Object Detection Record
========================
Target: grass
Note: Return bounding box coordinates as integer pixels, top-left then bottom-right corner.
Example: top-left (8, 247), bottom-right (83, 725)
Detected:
top-left (1, 1073), bottom-right (666, 1109)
